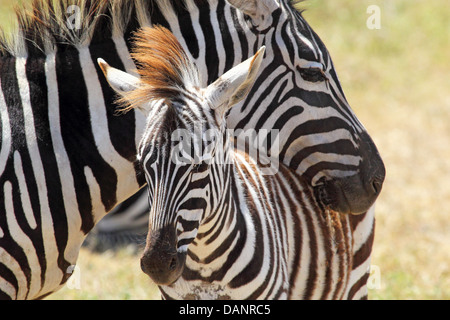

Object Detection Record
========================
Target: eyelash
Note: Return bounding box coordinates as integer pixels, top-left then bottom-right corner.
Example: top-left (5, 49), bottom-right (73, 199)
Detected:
top-left (298, 67), bottom-right (329, 83)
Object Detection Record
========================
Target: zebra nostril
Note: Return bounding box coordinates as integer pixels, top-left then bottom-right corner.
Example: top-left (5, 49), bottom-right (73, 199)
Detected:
top-left (169, 257), bottom-right (177, 271)
top-left (140, 258), bottom-right (147, 274)
top-left (370, 177), bottom-right (383, 195)
top-left (372, 180), bottom-right (379, 194)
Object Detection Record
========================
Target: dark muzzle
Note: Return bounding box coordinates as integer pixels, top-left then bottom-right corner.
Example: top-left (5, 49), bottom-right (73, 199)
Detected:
top-left (140, 226), bottom-right (186, 285)
top-left (314, 131), bottom-right (386, 215)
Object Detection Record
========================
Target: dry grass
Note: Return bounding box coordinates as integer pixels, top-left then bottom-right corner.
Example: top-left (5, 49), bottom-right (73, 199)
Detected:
top-left (1, 0), bottom-right (449, 299)
top-left (304, 0), bottom-right (450, 299)
top-left (48, 247), bottom-right (161, 300)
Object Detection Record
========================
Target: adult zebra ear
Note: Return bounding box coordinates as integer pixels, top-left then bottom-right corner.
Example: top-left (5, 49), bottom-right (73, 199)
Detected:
top-left (97, 58), bottom-right (140, 95)
top-left (205, 46), bottom-right (265, 117)
top-left (226, 0), bottom-right (280, 29)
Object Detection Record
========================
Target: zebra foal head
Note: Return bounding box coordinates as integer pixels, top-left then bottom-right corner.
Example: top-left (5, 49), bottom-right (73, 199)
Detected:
top-left (98, 26), bottom-right (264, 285)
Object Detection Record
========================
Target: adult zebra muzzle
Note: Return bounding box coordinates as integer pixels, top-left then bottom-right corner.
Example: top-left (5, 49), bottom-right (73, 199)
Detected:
top-left (140, 226), bottom-right (186, 286)
top-left (314, 132), bottom-right (386, 215)
top-left (314, 171), bottom-right (384, 215)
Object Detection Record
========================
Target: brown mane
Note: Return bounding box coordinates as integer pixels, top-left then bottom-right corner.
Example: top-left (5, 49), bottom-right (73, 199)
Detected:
top-left (119, 25), bottom-right (199, 112)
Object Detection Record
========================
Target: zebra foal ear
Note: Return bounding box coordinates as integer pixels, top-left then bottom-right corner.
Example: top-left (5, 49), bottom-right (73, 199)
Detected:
top-left (97, 58), bottom-right (141, 94)
top-left (205, 46), bottom-right (265, 116)
top-left (226, 0), bottom-right (280, 28)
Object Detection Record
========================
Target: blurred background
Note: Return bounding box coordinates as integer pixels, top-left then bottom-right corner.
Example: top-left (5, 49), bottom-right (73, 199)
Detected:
top-left (304, 0), bottom-right (450, 300)
top-left (0, 0), bottom-right (448, 299)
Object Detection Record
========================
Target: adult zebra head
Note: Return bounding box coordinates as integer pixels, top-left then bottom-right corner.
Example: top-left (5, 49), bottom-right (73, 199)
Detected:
top-left (94, 0), bottom-right (385, 216)
top-left (223, 0), bottom-right (386, 214)
top-left (99, 26), bottom-right (265, 285)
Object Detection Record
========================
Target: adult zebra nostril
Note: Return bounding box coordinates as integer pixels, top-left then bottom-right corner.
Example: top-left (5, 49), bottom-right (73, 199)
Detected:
top-left (370, 177), bottom-right (383, 195)
top-left (372, 180), bottom-right (379, 194)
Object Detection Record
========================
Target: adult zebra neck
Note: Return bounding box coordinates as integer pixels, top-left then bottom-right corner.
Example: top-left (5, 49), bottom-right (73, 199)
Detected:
top-left (0, 1), bottom-right (147, 299)
top-left (15, 46), bottom-right (143, 226)
top-left (0, 0), bottom-right (149, 228)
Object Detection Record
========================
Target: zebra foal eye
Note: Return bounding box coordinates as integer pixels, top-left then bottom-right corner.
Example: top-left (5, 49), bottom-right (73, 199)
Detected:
top-left (193, 162), bottom-right (209, 171)
top-left (298, 66), bottom-right (329, 83)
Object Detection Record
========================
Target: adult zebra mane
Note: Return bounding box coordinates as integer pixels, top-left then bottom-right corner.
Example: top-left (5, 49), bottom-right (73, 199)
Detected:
top-left (0, 0), bottom-right (150, 57)
top-left (0, 0), bottom-right (306, 57)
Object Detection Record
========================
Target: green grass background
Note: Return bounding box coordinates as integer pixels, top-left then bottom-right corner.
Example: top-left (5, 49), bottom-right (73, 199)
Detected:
top-left (0, 0), bottom-right (449, 299)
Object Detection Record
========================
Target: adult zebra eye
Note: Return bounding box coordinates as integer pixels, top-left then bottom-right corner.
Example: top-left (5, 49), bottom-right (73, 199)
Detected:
top-left (298, 67), bottom-right (328, 83)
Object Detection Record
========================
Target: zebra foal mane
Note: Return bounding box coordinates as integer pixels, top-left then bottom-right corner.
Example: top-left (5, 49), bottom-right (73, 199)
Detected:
top-left (114, 25), bottom-right (201, 113)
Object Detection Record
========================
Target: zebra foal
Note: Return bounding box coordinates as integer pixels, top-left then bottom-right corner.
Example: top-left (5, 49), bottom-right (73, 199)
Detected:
top-left (99, 26), bottom-right (354, 300)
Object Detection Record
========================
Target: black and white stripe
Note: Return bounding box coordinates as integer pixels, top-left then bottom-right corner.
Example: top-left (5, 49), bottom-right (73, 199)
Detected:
top-left (108, 43), bottom-right (356, 299)
top-left (95, 0), bottom-right (384, 299)
top-left (0, 0), bottom-right (383, 299)
top-left (0, 1), bottom-right (146, 299)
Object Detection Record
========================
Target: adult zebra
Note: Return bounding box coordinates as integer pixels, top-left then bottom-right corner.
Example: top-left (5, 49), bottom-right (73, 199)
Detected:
top-left (100, 26), bottom-right (357, 299)
top-left (91, 0), bottom-right (385, 298)
top-left (0, 0), bottom-right (384, 299)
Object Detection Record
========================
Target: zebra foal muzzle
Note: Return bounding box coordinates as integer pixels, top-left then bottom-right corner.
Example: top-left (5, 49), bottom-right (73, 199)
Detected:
top-left (140, 225), bottom-right (186, 286)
